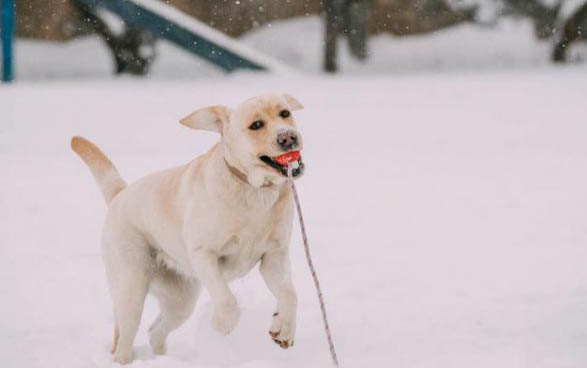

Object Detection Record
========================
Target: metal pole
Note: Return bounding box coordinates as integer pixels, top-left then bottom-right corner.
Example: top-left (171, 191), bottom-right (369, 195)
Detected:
top-left (1, 0), bottom-right (15, 82)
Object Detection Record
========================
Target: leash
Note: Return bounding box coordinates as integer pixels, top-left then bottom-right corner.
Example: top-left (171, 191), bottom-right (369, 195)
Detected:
top-left (287, 163), bottom-right (340, 367)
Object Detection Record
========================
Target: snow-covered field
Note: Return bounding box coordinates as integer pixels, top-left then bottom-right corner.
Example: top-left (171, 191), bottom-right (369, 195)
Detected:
top-left (2, 69), bottom-right (587, 367)
top-left (3, 12), bottom-right (587, 368)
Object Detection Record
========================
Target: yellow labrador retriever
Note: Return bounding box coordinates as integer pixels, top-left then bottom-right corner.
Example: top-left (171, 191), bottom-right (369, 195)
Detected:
top-left (72, 93), bottom-right (304, 364)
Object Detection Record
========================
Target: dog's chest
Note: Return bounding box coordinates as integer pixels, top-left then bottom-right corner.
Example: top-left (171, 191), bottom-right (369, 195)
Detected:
top-left (216, 216), bottom-right (276, 280)
top-left (181, 184), bottom-right (291, 280)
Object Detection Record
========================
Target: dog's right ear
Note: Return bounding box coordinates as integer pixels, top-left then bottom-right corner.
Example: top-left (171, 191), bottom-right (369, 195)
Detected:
top-left (180, 106), bottom-right (230, 134)
top-left (283, 94), bottom-right (303, 111)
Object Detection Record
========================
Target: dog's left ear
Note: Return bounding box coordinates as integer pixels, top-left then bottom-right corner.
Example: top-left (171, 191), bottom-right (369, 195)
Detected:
top-left (283, 94), bottom-right (303, 111)
top-left (180, 105), bottom-right (230, 134)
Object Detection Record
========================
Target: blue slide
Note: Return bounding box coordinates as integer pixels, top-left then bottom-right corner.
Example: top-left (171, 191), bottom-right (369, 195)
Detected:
top-left (74, 0), bottom-right (290, 73)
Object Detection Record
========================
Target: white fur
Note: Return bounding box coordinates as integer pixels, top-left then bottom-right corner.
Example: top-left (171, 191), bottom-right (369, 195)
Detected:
top-left (74, 93), bottom-right (303, 364)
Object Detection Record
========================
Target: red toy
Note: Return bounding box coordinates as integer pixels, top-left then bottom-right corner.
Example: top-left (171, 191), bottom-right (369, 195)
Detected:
top-left (274, 150), bottom-right (300, 166)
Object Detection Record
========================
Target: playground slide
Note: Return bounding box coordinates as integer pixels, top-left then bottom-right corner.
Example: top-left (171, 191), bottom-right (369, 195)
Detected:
top-left (74, 0), bottom-right (295, 74)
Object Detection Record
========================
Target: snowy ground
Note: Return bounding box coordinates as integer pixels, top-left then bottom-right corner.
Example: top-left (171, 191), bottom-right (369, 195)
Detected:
top-left (3, 12), bottom-right (587, 368)
top-left (2, 69), bottom-right (587, 367)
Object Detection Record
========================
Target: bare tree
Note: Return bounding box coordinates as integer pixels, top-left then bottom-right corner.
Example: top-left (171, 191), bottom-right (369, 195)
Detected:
top-left (501, 0), bottom-right (562, 39)
top-left (324, 0), bottom-right (476, 72)
top-left (324, 0), bottom-right (370, 72)
top-left (553, 2), bottom-right (587, 62)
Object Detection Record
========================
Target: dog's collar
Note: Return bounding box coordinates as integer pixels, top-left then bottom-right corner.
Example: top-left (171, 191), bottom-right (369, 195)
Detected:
top-left (224, 159), bottom-right (273, 188)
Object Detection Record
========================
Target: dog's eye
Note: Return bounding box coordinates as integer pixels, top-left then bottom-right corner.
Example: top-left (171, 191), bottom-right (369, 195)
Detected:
top-left (249, 120), bottom-right (265, 130)
top-left (279, 110), bottom-right (290, 118)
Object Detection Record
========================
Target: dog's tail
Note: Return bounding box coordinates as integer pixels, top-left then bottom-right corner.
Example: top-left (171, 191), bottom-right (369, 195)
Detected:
top-left (71, 136), bottom-right (127, 205)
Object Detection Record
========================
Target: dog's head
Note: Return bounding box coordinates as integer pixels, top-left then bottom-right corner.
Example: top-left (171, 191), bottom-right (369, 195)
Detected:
top-left (180, 93), bottom-right (305, 187)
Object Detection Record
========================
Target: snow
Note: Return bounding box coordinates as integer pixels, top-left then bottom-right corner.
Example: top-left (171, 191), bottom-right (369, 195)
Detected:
top-left (3, 69), bottom-right (587, 367)
top-left (3, 13), bottom-right (587, 368)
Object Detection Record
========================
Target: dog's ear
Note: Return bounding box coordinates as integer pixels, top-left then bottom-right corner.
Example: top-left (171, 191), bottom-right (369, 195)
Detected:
top-left (283, 94), bottom-right (303, 111)
top-left (180, 106), bottom-right (230, 134)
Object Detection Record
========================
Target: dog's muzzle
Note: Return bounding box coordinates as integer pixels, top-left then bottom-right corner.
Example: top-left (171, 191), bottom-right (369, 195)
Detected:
top-left (277, 130), bottom-right (300, 152)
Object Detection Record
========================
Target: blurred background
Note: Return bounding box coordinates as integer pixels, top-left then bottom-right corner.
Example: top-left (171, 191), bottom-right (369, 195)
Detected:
top-left (3, 0), bottom-right (587, 80)
top-left (2, 2), bottom-right (587, 368)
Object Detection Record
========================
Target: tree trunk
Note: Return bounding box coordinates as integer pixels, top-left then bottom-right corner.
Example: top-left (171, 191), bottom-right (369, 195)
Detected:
top-left (553, 2), bottom-right (587, 62)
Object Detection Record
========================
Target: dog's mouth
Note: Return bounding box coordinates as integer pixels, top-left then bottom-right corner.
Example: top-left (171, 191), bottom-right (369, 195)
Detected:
top-left (259, 152), bottom-right (304, 178)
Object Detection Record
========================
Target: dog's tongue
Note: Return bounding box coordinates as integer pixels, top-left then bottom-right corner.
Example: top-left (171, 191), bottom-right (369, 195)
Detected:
top-left (274, 150), bottom-right (300, 166)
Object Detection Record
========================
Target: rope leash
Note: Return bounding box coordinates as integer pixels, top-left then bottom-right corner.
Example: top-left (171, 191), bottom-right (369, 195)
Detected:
top-left (287, 163), bottom-right (340, 367)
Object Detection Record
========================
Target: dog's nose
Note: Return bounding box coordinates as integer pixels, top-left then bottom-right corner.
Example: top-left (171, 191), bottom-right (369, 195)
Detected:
top-left (277, 130), bottom-right (299, 151)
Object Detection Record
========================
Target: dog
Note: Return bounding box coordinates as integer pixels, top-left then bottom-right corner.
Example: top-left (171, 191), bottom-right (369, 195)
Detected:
top-left (71, 93), bottom-right (305, 364)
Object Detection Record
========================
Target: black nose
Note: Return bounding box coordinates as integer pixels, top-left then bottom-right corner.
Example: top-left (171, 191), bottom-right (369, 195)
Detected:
top-left (277, 130), bottom-right (299, 151)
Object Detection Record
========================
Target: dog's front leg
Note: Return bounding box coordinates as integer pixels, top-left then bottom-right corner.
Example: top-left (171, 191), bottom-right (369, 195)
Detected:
top-left (191, 249), bottom-right (240, 334)
top-left (260, 248), bottom-right (297, 348)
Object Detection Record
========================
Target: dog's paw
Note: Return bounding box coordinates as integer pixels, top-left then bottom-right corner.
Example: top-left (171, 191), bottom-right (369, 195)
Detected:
top-left (148, 333), bottom-right (167, 355)
top-left (113, 350), bottom-right (133, 365)
top-left (148, 316), bottom-right (167, 355)
top-left (269, 312), bottom-right (295, 349)
top-left (212, 299), bottom-right (240, 334)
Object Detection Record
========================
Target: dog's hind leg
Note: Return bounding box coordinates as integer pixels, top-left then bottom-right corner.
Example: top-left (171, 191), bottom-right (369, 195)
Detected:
top-left (148, 266), bottom-right (200, 355)
top-left (111, 267), bottom-right (149, 364)
top-left (111, 323), bottom-right (120, 354)
top-left (103, 233), bottom-right (151, 365)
